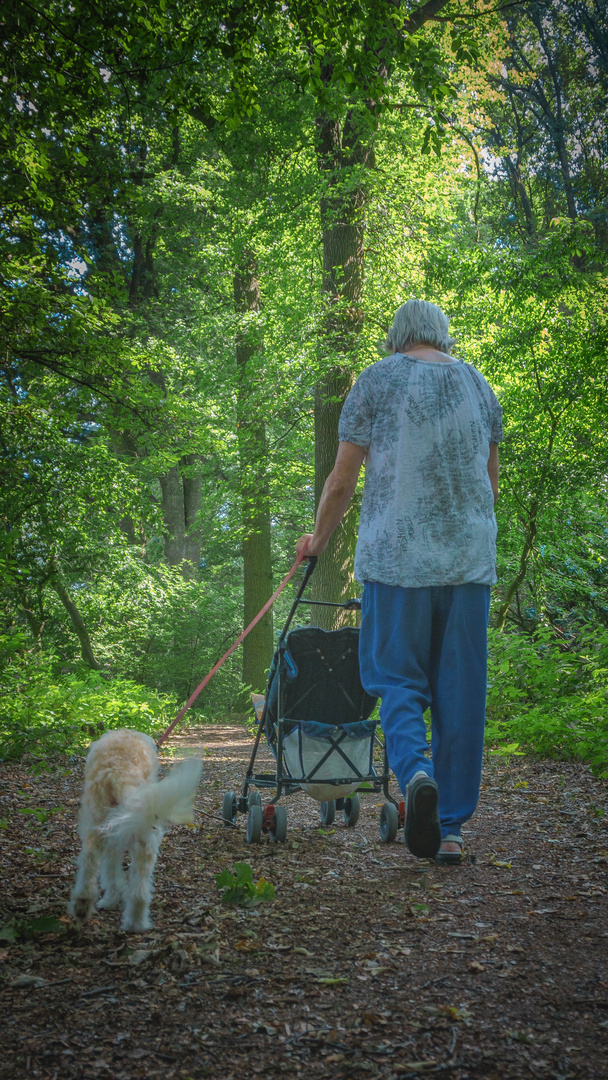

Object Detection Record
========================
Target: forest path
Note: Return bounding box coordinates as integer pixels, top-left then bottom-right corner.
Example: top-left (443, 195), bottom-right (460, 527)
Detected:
top-left (1, 723), bottom-right (607, 1080)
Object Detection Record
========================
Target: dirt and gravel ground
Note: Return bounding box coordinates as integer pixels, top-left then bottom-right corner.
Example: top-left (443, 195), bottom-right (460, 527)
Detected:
top-left (1, 723), bottom-right (607, 1080)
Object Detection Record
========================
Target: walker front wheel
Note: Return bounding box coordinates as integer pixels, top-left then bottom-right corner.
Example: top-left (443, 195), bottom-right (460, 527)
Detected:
top-left (247, 789), bottom-right (262, 809)
top-left (379, 801), bottom-right (399, 843)
top-left (222, 791), bottom-right (237, 826)
top-left (344, 793), bottom-right (360, 827)
top-left (246, 804), bottom-right (263, 844)
top-left (320, 800), bottom-right (336, 826)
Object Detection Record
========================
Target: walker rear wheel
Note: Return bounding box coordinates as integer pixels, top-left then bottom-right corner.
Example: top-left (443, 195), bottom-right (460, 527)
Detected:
top-left (246, 804), bottom-right (263, 844)
top-left (270, 805), bottom-right (287, 843)
top-left (222, 791), bottom-right (237, 826)
top-left (344, 793), bottom-right (360, 827)
top-left (247, 790), bottom-right (262, 809)
top-left (379, 801), bottom-right (399, 843)
top-left (320, 800), bottom-right (336, 826)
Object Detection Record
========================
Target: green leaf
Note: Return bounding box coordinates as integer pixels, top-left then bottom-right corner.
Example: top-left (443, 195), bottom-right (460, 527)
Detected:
top-left (215, 862), bottom-right (275, 907)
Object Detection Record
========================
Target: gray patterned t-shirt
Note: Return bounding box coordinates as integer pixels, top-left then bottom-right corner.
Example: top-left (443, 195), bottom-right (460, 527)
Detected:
top-left (338, 353), bottom-right (503, 588)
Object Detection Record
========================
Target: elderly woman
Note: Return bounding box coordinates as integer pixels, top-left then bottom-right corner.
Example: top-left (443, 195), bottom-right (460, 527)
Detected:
top-left (296, 299), bottom-right (502, 863)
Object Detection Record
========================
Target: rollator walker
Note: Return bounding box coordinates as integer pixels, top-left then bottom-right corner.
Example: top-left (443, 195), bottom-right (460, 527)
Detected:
top-left (221, 559), bottom-right (404, 844)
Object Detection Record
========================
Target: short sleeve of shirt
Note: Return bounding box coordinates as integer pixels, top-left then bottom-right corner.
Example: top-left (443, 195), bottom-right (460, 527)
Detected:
top-left (338, 373), bottom-right (373, 449)
top-left (490, 397), bottom-right (503, 444)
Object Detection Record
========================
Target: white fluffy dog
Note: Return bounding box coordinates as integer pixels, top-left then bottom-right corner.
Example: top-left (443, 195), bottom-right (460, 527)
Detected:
top-left (68, 728), bottom-right (202, 933)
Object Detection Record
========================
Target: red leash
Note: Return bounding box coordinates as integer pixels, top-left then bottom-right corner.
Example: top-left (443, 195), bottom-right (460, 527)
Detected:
top-left (156, 550), bottom-right (308, 747)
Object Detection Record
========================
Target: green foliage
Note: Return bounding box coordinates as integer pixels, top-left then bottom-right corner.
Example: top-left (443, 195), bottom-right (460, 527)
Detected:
top-left (1, 1), bottom-right (607, 777)
top-left (0, 635), bottom-right (172, 763)
top-left (17, 806), bottom-right (63, 826)
top-left (71, 556), bottom-right (245, 706)
top-left (215, 861), bottom-right (276, 906)
top-left (486, 626), bottom-right (608, 777)
top-left (0, 916), bottom-right (65, 944)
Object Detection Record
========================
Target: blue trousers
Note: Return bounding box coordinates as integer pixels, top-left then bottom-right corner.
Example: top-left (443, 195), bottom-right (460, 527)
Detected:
top-left (359, 581), bottom-right (491, 837)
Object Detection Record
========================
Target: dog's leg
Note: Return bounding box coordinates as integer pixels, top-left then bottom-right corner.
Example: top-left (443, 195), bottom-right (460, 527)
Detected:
top-left (68, 829), bottom-right (103, 922)
top-left (97, 844), bottom-right (127, 910)
top-left (121, 829), bottom-right (162, 933)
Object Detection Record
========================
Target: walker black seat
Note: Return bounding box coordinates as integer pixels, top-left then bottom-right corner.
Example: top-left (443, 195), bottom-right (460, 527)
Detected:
top-left (265, 626), bottom-right (377, 744)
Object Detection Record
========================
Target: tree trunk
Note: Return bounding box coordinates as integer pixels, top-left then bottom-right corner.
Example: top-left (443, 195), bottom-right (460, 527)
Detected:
top-left (312, 105), bottom-right (372, 627)
top-left (158, 460), bottom-right (202, 578)
top-left (495, 506), bottom-right (538, 631)
top-left (159, 466), bottom-right (187, 566)
top-left (51, 579), bottom-right (100, 670)
top-left (19, 604), bottom-right (44, 647)
top-left (182, 454), bottom-right (203, 572)
top-left (109, 430), bottom-right (144, 546)
top-left (313, 368), bottom-right (361, 623)
top-left (235, 251), bottom-right (274, 697)
top-left (505, 155), bottom-right (536, 237)
top-left (496, 417), bottom-right (559, 630)
top-left (306, 4), bottom-right (452, 624)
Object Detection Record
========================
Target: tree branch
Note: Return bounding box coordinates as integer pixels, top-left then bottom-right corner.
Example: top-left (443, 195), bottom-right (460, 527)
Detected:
top-left (13, 351), bottom-right (153, 427)
top-left (419, 0), bottom-right (551, 23)
top-left (401, 0), bottom-right (452, 35)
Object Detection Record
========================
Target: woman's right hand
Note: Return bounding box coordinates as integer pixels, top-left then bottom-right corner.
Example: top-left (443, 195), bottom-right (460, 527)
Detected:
top-left (295, 534), bottom-right (314, 560)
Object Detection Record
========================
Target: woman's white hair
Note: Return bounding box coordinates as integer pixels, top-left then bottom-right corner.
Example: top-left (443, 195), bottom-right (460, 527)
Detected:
top-left (383, 299), bottom-right (455, 354)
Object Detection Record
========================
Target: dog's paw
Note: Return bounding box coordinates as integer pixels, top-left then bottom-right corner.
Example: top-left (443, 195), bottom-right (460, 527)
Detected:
top-left (97, 890), bottom-right (122, 911)
top-left (68, 895), bottom-right (96, 922)
top-left (122, 915), bottom-right (153, 933)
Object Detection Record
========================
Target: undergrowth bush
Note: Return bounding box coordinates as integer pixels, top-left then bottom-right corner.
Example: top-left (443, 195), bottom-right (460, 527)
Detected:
top-left (0, 634), bottom-right (174, 764)
top-left (75, 559), bottom-right (246, 709)
top-left (486, 625), bottom-right (608, 777)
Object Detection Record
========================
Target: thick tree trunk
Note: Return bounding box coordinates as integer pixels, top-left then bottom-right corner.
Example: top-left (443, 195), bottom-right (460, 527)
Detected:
top-left (306, 4), bottom-right (452, 625)
top-left (109, 431), bottom-right (144, 546)
top-left (158, 459), bottom-right (203, 578)
top-left (51, 579), bottom-right (100, 670)
top-left (235, 252), bottom-right (274, 696)
top-left (182, 454), bottom-right (203, 571)
top-left (312, 107), bottom-right (371, 627)
top-left (313, 368), bottom-right (361, 623)
top-left (159, 466), bottom-right (187, 566)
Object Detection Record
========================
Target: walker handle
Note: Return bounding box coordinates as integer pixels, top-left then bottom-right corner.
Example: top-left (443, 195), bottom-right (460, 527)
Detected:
top-left (278, 556), bottom-right (317, 643)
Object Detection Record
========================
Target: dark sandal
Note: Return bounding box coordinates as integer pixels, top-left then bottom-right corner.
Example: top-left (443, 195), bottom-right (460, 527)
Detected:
top-left (435, 834), bottom-right (464, 865)
top-left (404, 772), bottom-right (441, 859)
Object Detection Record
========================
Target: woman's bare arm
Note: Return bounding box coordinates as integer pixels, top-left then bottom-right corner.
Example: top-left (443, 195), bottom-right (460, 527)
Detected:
top-left (296, 442), bottom-right (366, 557)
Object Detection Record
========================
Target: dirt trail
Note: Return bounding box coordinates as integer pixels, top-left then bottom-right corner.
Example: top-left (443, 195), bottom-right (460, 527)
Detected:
top-left (1, 723), bottom-right (607, 1080)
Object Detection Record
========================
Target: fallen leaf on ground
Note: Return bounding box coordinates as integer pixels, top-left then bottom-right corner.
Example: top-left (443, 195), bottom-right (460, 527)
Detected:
top-left (393, 1062), bottom-right (438, 1073)
top-left (234, 939), bottom-right (260, 952)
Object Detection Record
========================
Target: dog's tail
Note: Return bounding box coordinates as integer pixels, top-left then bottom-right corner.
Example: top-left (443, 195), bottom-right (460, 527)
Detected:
top-left (102, 757), bottom-right (203, 848)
